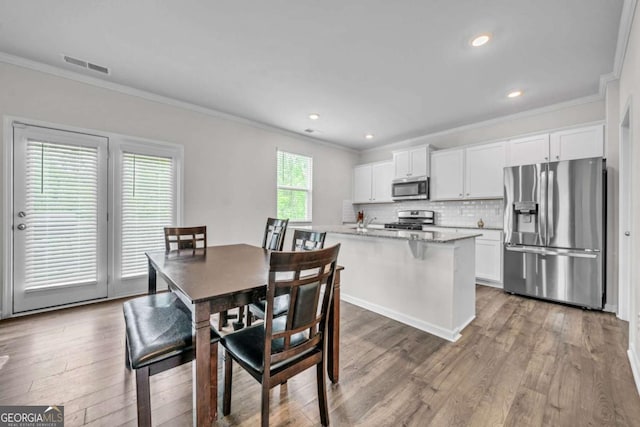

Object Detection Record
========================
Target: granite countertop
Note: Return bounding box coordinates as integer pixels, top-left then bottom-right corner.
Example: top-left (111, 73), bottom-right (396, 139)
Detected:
top-left (311, 226), bottom-right (481, 243)
top-left (425, 225), bottom-right (503, 231)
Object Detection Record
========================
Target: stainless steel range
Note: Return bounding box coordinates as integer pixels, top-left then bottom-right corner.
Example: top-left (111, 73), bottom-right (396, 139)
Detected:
top-left (384, 210), bottom-right (434, 230)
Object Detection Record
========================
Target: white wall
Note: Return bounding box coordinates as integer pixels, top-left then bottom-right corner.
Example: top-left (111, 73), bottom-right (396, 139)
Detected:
top-left (359, 99), bottom-right (605, 163)
top-left (606, 79), bottom-right (621, 313)
top-left (617, 0), bottom-right (640, 393)
top-left (0, 61), bottom-right (358, 312)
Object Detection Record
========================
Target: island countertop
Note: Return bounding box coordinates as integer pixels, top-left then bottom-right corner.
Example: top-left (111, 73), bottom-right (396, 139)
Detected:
top-left (307, 225), bottom-right (480, 243)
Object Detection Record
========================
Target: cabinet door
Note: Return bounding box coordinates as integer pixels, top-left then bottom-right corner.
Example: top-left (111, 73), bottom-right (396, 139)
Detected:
top-left (393, 151), bottom-right (411, 179)
top-left (476, 239), bottom-right (502, 282)
top-left (410, 146), bottom-right (429, 177)
top-left (431, 149), bottom-right (464, 200)
top-left (465, 142), bottom-right (506, 198)
top-left (550, 125), bottom-right (604, 161)
top-left (371, 161), bottom-right (394, 202)
top-left (507, 134), bottom-right (550, 166)
top-left (353, 165), bottom-right (372, 203)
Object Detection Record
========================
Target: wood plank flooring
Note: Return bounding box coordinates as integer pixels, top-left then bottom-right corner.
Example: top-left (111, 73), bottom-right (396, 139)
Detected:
top-left (1, 285), bottom-right (639, 426)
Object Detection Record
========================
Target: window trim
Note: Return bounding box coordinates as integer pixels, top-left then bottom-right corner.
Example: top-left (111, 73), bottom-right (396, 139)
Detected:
top-left (276, 149), bottom-right (313, 223)
top-left (2, 116), bottom-right (184, 318)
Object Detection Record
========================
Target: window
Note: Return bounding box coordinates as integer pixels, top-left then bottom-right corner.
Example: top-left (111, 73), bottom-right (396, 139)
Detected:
top-left (277, 150), bottom-right (312, 222)
top-left (120, 152), bottom-right (175, 277)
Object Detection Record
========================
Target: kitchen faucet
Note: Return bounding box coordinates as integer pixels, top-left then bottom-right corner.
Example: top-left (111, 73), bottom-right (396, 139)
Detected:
top-left (363, 216), bottom-right (377, 228)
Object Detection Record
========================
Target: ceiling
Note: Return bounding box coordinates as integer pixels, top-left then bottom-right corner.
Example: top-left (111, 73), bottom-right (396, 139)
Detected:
top-left (0, 1), bottom-right (624, 150)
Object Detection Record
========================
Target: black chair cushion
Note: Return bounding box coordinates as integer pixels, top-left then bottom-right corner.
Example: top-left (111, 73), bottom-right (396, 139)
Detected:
top-left (249, 295), bottom-right (290, 319)
top-left (221, 316), bottom-right (311, 373)
top-left (123, 293), bottom-right (220, 369)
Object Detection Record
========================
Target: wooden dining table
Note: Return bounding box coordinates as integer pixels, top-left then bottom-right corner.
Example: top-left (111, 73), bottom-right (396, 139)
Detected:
top-left (146, 243), bottom-right (342, 426)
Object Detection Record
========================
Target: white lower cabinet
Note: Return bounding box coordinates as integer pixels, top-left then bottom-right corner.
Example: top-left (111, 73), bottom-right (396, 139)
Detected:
top-left (474, 230), bottom-right (502, 283)
top-left (422, 227), bottom-right (503, 284)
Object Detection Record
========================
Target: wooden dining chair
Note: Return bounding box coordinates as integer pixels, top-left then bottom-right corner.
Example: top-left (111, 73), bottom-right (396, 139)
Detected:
top-left (246, 229), bottom-right (326, 327)
top-left (221, 244), bottom-right (341, 427)
top-left (123, 292), bottom-right (220, 427)
top-left (221, 218), bottom-right (290, 330)
top-left (164, 226), bottom-right (207, 252)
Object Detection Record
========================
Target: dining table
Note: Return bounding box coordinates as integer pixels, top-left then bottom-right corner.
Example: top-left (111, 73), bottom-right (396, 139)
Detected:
top-left (145, 243), bottom-right (342, 426)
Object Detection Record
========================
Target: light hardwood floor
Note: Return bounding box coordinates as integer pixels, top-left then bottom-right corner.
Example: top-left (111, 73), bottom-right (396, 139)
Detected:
top-left (1, 285), bottom-right (639, 426)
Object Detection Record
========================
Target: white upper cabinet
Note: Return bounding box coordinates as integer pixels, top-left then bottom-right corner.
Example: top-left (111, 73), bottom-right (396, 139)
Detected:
top-left (431, 149), bottom-right (464, 200)
top-left (506, 125), bottom-right (604, 167)
top-left (353, 164), bottom-right (373, 203)
top-left (371, 161), bottom-right (394, 202)
top-left (393, 145), bottom-right (430, 179)
top-left (550, 125), bottom-right (604, 161)
top-left (431, 142), bottom-right (505, 200)
top-left (465, 141), bottom-right (506, 198)
top-left (353, 161), bottom-right (394, 203)
top-left (506, 134), bottom-right (550, 166)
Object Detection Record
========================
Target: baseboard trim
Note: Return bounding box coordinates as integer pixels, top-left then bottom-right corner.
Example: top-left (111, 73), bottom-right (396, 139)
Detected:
top-left (341, 293), bottom-right (471, 342)
top-left (476, 280), bottom-right (503, 289)
top-left (629, 347), bottom-right (640, 397)
top-left (604, 303), bottom-right (617, 314)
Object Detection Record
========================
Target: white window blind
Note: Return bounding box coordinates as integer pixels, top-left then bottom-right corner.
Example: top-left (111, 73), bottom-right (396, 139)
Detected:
top-left (277, 150), bottom-right (312, 222)
top-left (121, 152), bottom-right (175, 278)
top-left (24, 140), bottom-right (99, 289)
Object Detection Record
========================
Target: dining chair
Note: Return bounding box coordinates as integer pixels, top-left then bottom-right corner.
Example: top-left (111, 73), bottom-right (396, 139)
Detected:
top-left (164, 226), bottom-right (207, 251)
top-left (220, 218), bottom-right (290, 330)
top-left (246, 229), bottom-right (326, 327)
top-left (123, 292), bottom-right (220, 427)
top-left (221, 244), bottom-right (341, 427)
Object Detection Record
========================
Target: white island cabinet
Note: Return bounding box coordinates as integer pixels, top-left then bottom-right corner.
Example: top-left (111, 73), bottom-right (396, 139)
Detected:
top-left (317, 226), bottom-right (478, 342)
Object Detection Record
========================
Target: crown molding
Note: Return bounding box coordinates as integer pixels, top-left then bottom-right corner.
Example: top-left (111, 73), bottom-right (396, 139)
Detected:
top-left (0, 51), bottom-right (357, 154)
top-left (600, 0), bottom-right (638, 95)
top-left (362, 93), bottom-right (604, 154)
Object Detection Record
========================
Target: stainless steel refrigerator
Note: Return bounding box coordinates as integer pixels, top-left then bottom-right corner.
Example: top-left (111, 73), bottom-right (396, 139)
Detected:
top-left (503, 157), bottom-right (606, 309)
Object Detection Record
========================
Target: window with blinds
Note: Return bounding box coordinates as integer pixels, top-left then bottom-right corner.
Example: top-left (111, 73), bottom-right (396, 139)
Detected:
top-left (277, 150), bottom-right (312, 222)
top-left (121, 152), bottom-right (175, 278)
top-left (24, 140), bottom-right (99, 289)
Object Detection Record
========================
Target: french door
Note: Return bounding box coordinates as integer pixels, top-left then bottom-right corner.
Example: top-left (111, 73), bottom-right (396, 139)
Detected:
top-left (13, 124), bottom-right (108, 313)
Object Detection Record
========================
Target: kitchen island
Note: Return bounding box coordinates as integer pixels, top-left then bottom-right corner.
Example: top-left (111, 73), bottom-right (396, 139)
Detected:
top-left (314, 226), bottom-right (480, 342)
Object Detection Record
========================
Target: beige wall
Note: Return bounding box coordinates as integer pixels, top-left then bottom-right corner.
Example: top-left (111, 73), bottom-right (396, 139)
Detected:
top-left (0, 62), bottom-right (358, 312)
top-left (618, 1), bottom-right (640, 374)
top-left (359, 99), bottom-right (605, 164)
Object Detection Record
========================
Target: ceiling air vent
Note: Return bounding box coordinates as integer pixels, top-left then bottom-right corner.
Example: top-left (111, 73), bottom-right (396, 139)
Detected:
top-left (304, 128), bottom-right (322, 134)
top-left (63, 55), bottom-right (110, 75)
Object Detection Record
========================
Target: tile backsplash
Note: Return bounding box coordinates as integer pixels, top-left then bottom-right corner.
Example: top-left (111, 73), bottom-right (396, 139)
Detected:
top-left (343, 199), bottom-right (504, 228)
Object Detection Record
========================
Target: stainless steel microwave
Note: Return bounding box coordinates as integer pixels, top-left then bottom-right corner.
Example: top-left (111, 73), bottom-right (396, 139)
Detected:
top-left (392, 176), bottom-right (429, 201)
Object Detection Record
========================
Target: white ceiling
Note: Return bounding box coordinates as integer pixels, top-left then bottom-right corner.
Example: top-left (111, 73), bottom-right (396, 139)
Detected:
top-left (0, 1), bottom-right (624, 150)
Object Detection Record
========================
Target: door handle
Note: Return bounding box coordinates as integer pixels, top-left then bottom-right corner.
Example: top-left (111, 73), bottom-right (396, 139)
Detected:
top-left (17, 224), bottom-right (27, 230)
top-left (625, 231), bottom-right (631, 236)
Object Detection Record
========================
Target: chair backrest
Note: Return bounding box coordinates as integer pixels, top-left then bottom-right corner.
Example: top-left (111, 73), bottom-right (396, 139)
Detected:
top-left (262, 218), bottom-right (289, 251)
top-left (291, 229), bottom-right (326, 251)
top-left (164, 226), bottom-right (207, 252)
top-left (263, 244), bottom-right (340, 368)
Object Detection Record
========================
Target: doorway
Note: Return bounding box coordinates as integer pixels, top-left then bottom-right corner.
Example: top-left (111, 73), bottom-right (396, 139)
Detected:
top-left (12, 123), bottom-right (109, 313)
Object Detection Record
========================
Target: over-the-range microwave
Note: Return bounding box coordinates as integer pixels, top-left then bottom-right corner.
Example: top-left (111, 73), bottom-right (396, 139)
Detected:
top-left (392, 176), bottom-right (429, 201)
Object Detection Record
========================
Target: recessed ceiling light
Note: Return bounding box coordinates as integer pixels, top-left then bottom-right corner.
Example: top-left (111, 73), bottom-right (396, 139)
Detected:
top-left (507, 90), bottom-right (523, 98)
top-left (471, 34), bottom-right (491, 47)
top-left (308, 113), bottom-right (320, 120)
top-left (364, 133), bottom-right (374, 140)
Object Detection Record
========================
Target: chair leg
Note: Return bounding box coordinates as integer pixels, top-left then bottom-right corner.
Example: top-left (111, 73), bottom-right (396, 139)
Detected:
top-left (246, 307), bottom-right (253, 327)
top-left (223, 352), bottom-right (233, 416)
top-left (219, 310), bottom-right (228, 329)
top-left (261, 381), bottom-right (270, 427)
top-left (135, 367), bottom-right (152, 427)
top-left (232, 306), bottom-right (245, 330)
top-left (210, 342), bottom-right (218, 420)
top-left (316, 361), bottom-right (329, 426)
top-left (124, 335), bottom-right (131, 370)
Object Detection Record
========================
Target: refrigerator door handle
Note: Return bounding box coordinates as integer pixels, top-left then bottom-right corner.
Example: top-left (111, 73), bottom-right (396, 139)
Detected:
top-left (505, 245), bottom-right (599, 259)
top-left (547, 169), bottom-right (555, 240)
top-left (540, 170), bottom-right (548, 244)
